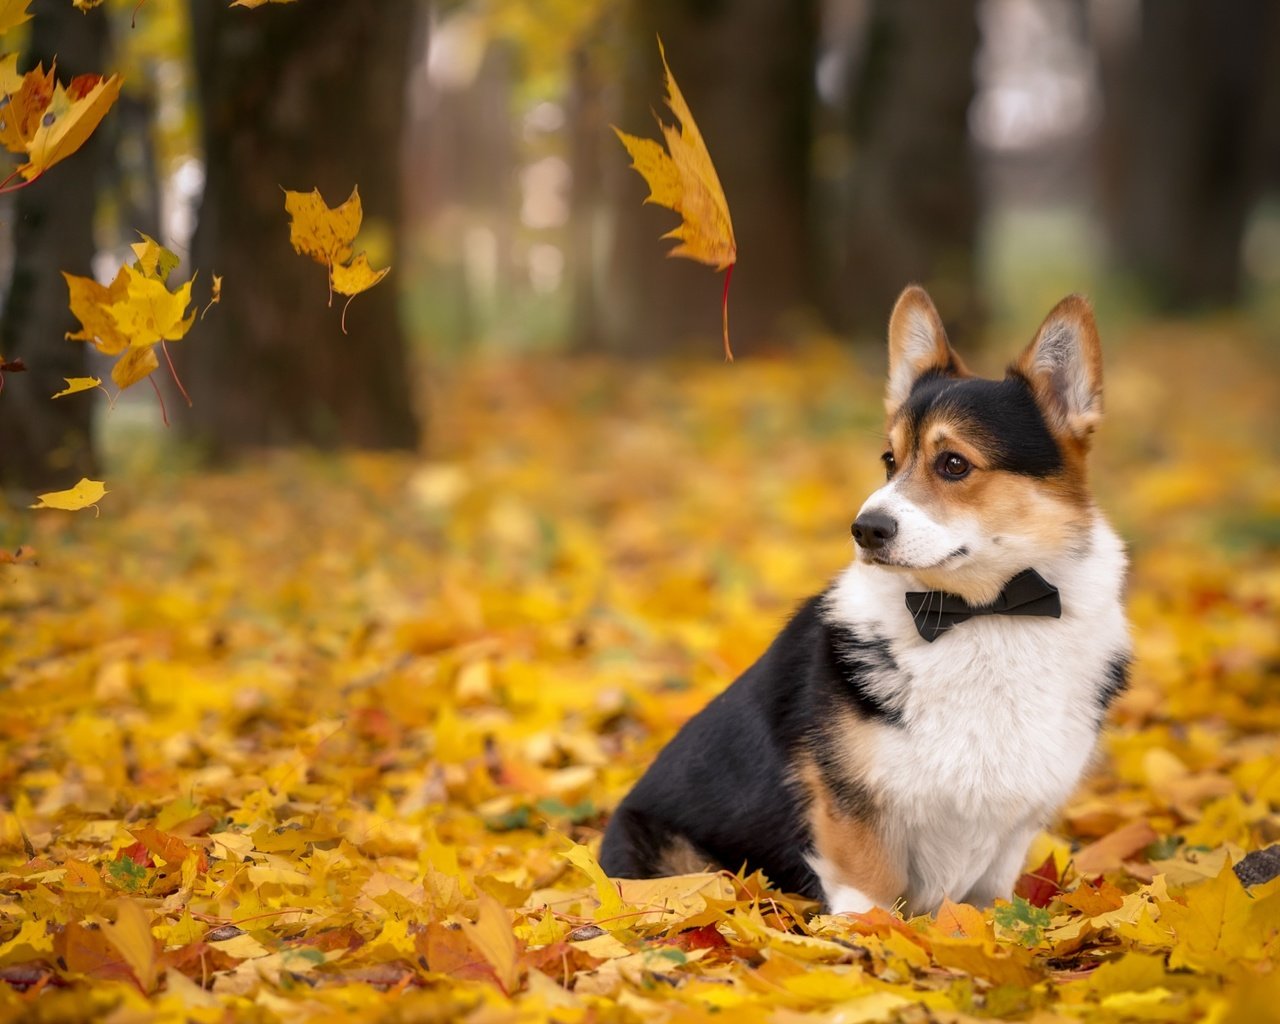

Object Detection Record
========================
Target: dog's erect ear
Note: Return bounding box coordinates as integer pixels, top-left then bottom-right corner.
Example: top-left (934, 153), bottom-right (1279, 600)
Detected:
top-left (886, 285), bottom-right (965, 419)
top-left (1014, 294), bottom-right (1103, 442)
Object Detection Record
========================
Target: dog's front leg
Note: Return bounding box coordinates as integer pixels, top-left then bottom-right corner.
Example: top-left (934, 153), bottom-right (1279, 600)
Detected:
top-left (808, 810), bottom-right (906, 914)
top-left (961, 824), bottom-right (1040, 908)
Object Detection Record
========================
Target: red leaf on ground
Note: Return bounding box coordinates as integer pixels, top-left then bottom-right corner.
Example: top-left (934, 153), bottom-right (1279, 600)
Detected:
top-left (1014, 852), bottom-right (1062, 907)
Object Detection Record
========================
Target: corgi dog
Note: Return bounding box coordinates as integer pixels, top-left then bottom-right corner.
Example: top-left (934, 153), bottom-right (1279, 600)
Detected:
top-left (600, 286), bottom-right (1131, 915)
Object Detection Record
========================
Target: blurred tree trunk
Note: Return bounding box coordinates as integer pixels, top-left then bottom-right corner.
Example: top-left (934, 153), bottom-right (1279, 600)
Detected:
top-left (0, 5), bottom-right (108, 493)
top-left (407, 38), bottom-right (517, 353)
top-left (567, 32), bottom-right (610, 353)
top-left (110, 94), bottom-right (163, 243)
top-left (828, 0), bottom-right (981, 338)
top-left (1096, 1), bottom-right (1280, 309)
top-left (600, 0), bottom-right (817, 356)
top-left (179, 0), bottom-right (421, 457)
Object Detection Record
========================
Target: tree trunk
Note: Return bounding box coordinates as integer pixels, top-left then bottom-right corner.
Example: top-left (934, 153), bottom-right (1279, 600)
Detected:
top-left (828, 0), bottom-right (982, 338)
top-left (601, 0), bottom-right (818, 356)
top-left (178, 0), bottom-right (421, 457)
top-left (567, 30), bottom-right (611, 353)
top-left (0, 5), bottom-right (109, 494)
top-left (1096, 0), bottom-right (1280, 309)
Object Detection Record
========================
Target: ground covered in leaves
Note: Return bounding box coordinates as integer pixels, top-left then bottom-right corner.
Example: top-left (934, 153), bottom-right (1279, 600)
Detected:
top-left (1, 324), bottom-right (1278, 1022)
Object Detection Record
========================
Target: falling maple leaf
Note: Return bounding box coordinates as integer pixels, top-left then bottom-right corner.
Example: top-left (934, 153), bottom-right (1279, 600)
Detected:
top-left (0, 60), bottom-right (54, 155)
top-left (63, 236), bottom-right (199, 422)
top-left (201, 273), bottom-right (223, 319)
top-left (0, 0), bottom-right (32, 36)
top-left (129, 232), bottom-right (180, 281)
top-left (0, 353), bottom-right (25, 394)
top-left (50, 375), bottom-right (107, 400)
top-left (284, 185), bottom-right (360, 269)
top-left (107, 266), bottom-right (196, 348)
top-left (614, 37), bottom-right (738, 360)
top-left (283, 184), bottom-right (389, 333)
top-left (29, 477), bottom-right (107, 513)
top-left (8, 66), bottom-right (122, 183)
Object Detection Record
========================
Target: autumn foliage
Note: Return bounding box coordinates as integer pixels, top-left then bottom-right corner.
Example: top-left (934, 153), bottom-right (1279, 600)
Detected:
top-left (2, 326), bottom-right (1278, 1018)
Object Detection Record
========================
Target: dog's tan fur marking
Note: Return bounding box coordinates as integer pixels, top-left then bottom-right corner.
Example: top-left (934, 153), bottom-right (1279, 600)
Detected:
top-left (798, 758), bottom-right (904, 908)
top-left (657, 835), bottom-right (719, 876)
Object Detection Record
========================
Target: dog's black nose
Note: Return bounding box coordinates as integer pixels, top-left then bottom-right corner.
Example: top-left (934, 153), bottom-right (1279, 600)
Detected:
top-left (851, 511), bottom-right (898, 550)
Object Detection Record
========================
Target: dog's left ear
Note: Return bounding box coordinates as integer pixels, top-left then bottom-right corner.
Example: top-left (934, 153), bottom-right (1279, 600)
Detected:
top-left (1014, 294), bottom-right (1103, 442)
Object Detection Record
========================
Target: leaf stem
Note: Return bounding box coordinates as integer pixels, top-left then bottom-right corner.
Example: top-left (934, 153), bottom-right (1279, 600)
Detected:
top-left (721, 262), bottom-right (734, 362)
top-left (0, 168), bottom-right (41, 195)
top-left (161, 341), bottom-right (192, 407)
top-left (149, 374), bottom-right (169, 427)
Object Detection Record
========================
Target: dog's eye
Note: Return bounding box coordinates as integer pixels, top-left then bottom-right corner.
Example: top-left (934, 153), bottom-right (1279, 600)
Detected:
top-left (937, 452), bottom-right (971, 479)
top-left (881, 451), bottom-right (896, 479)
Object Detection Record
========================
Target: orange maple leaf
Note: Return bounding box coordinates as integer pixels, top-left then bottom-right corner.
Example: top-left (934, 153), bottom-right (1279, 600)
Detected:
top-left (614, 37), bottom-right (738, 360)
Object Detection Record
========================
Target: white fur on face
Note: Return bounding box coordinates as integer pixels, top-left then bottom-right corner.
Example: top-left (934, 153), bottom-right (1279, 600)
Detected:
top-left (856, 478), bottom-right (974, 572)
top-left (854, 475), bottom-right (1088, 606)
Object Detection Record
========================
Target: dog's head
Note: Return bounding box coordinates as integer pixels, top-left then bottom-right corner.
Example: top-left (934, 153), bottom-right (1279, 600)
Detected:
top-left (852, 285), bottom-right (1103, 605)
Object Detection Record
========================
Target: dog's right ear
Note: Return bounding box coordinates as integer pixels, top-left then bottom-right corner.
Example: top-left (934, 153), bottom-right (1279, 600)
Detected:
top-left (885, 285), bottom-right (965, 419)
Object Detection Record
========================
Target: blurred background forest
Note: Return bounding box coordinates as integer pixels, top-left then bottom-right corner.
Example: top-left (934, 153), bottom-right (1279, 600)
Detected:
top-left (2, 0), bottom-right (1280, 489)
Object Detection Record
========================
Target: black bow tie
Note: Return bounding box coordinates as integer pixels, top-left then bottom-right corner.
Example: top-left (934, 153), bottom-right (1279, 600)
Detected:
top-left (904, 568), bottom-right (1061, 642)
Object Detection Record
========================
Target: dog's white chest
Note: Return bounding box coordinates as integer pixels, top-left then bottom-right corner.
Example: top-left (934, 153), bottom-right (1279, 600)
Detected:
top-left (874, 619), bottom-right (1114, 907)
top-left (886, 620), bottom-right (1102, 812)
top-left (825, 520), bottom-right (1130, 910)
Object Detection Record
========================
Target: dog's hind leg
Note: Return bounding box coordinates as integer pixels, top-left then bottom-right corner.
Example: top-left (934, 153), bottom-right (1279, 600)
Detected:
top-left (599, 806), bottom-right (719, 879)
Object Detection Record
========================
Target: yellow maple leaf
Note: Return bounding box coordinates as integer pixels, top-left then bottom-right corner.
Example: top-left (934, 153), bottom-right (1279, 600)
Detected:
top-left (460, 892), bottom-right (521, 995)
top-left (20, 72), bottom-right (122, 180)
top-left (0, 61), bottom-right (54, 155)
top-left (614, 36), bottom-right (737, 359)
top-left (130, 232), bottom-right (180, 282)
top-left (284, 184), bottom-right (390, 329)
top-left (111, 344), bottom-right (160, 390)
top-left (562, 839), bottom-right (624, 919)
top-left (934, 897), bottom-right (988, 939)
top-left (0, 52), bottom-right (19, 95)
top-left (284, 185), bottom-right (361, 269)
top-left (61, 859), bottom-right (103, 890)
top-left (64, 267), bottom-right (131, 354)
top-left (50, 376), bottom-right (104, 399)
top-left (107, 266), bottom-right (196, 348)
top-left (0, 0), bottom-right (33, 37)
top-left (99, 899), bottom-right (159, 994)
top-left (330, 251), bottom-right (390, 333)
top-left (1162, 865), bottom-right (1280, 971)
top-left (30, 478), bottom-right (107, 513)
top-left (330, 251), bottom-right (389, 298)
top-left (0, 919), bottom-right (52, 965)
top-left (65, 255), bottom-right (198, 407)
top-left (201, 273), bottom-right (223, 319)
